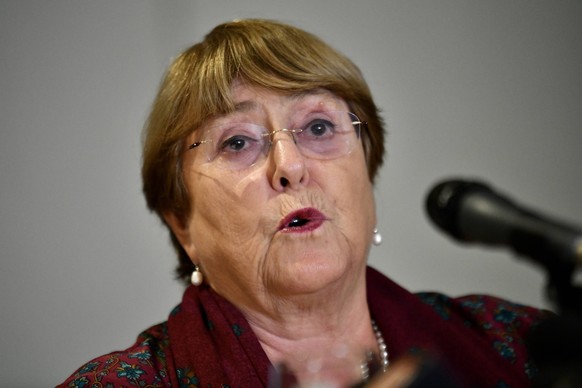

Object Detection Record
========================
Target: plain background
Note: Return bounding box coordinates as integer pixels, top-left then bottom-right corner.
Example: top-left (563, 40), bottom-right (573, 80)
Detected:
top-left (1, 1), bottom-right (581, 386)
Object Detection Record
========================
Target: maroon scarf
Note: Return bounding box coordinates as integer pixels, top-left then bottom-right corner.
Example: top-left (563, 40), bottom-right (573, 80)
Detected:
top-left (165, 267), bottom-right (539, 387)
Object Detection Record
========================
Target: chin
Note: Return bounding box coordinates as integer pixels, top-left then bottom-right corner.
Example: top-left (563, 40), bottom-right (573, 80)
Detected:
top-left (271, 254), bottom-right (355, 296)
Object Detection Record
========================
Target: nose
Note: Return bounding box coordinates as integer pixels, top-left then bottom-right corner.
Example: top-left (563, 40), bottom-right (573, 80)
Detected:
top-left (268, 131), bottom-right (309, 191)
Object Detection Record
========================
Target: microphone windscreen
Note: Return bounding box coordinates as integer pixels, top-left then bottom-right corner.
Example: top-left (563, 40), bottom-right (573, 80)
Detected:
top-left (425, 179), bottom-right (491, 241)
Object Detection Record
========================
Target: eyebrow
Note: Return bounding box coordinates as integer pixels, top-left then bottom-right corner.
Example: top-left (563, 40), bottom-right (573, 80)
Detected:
top-left (232, 89), bottom-right (331, 113)
top-left (233, 100), bottom-right (258, 113)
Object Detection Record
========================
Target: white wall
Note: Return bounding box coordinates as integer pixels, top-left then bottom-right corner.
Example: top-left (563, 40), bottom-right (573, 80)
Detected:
top-left (1, 1), bottom-right (581, 386)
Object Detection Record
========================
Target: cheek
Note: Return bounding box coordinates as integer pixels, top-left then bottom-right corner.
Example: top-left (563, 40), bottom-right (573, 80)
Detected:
top-left (320, 159), bottom-right (376, 260)
top-left (329, 156), bottom-right (375, 222)
top-left (188, 169), bottom-right (265, 227)
top-left (186, 170), bottom-right (271, 265)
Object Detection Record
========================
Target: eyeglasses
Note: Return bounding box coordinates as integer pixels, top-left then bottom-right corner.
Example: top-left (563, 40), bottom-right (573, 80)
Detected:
top-left (188, 110), bottom-right (364, 170)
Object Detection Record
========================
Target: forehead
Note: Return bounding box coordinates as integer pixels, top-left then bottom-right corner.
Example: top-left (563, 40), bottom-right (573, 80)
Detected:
top-left (228, 84), bottom-right (348, 116)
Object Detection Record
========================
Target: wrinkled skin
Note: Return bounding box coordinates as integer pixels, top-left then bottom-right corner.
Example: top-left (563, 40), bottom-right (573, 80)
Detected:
top-left (167, 84), bottom-right (376, 325)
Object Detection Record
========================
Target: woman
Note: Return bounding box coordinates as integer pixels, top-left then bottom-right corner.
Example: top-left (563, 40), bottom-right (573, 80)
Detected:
top-left (60, 19), bottom-right (548, 387)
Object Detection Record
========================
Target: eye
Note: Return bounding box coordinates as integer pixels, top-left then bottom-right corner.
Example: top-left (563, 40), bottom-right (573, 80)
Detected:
top-left (220, 135), bottom-right (259, 153)
top-left (211, 123), bottom-right (266, 162)
top-left (221, 136), bottom-right (249, 151)
top-left (304, 119), bottom-right (335, 139)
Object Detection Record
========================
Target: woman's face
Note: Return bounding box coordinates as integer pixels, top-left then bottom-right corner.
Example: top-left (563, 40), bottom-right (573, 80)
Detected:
top-left (169, 84), bottom-right (376, 310)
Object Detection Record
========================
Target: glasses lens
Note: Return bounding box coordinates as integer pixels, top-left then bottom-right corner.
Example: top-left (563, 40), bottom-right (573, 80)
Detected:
top-left (202, 123), bottom-right (267, 169)
top-left (294, 111), bottom-right (360, 160)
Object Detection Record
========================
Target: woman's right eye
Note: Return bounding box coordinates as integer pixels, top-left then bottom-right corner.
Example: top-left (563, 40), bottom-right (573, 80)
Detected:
top-left (213, 124), bottom-right (262, 160)
top-left (218, 134), bottom-right (261, 155)
top-left (219, 135), bottom-right (250, 152)
top-left (221, 136), bottom-right (248, 152)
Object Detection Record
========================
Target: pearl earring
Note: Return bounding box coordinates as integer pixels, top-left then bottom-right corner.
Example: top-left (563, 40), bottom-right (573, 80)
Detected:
top-left (190, 264), bottom-right (204, 286)
top-left (373, 228), bottom-right (383, 246)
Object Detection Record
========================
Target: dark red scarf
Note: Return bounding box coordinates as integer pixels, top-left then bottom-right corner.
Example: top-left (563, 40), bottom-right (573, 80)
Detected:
top-left (165, 267), bottom-right (541, 387)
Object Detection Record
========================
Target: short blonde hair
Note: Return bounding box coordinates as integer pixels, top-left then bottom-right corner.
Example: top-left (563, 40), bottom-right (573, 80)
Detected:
top-left (141, 19), bottom-right (386, 282)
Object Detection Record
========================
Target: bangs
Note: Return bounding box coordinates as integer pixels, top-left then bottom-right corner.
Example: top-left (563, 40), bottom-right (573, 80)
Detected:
top-left (190, 19), bottom-right (366, 123)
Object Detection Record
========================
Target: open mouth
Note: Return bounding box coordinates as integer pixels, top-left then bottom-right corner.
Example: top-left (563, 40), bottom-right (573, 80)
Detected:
top-left (278, 207), bottom-right (326, 232)
top-left (288, 217), bottom-right (309, 228)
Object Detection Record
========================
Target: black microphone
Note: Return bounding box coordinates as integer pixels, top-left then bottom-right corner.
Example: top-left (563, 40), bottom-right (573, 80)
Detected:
top-left (425, 179), bottom-right (582, 271)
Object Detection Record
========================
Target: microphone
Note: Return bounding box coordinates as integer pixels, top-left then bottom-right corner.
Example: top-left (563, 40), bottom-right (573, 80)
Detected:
top-left (425, 179), bottom-right (582, 271)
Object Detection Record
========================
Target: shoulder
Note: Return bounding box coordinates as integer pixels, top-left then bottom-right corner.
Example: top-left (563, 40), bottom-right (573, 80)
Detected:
top-left (416, 292), bottom-right (553, 377)
top-left (57, 322), bottom-right (171, 388)
top-left (415, 292), bottom-right (552, 328)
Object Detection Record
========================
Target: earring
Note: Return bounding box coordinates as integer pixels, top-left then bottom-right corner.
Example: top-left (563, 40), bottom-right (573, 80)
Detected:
top-left (190, 264), bottom-right (204, 286)
top-left (373, 228), bottom-right (383, 246)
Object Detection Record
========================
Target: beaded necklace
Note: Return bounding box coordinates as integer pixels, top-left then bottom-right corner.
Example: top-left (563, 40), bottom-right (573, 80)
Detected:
top-left (360, 320), bottom-right (389, 381)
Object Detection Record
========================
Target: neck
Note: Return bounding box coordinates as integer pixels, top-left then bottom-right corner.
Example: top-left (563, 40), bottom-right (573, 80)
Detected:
top-left (242, 272), bottom-right (378, 387)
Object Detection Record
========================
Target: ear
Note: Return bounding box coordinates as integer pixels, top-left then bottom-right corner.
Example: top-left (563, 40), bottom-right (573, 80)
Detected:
top-left (163, 211), bottom-right (196, 259)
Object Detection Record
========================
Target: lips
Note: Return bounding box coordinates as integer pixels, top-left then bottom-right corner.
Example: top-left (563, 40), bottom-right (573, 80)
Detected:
top-left (278, 207), bottom-right (327, 233)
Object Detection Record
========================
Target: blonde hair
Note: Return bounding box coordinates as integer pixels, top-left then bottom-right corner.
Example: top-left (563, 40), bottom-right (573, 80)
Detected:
top-left (141, 19), bottom-right (386, 282)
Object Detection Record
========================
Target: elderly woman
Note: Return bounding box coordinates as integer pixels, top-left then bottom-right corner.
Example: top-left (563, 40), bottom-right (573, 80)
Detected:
top-left (60, 19), bottom-right (548, 387)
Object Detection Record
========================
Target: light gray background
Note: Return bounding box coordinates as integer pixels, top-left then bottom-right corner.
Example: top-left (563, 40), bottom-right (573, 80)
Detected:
top-left (1, 1), bottom-right (581, 386)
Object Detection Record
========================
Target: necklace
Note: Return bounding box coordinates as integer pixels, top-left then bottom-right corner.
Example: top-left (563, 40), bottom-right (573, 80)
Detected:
top-left (360, 320), bottom-right (389, 381)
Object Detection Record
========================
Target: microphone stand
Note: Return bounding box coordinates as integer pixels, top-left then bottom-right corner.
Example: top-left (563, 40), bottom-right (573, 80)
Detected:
top-left (531, 247), bottom-right (581, 315)
top-left (528, 252), bottom-right (582, 387)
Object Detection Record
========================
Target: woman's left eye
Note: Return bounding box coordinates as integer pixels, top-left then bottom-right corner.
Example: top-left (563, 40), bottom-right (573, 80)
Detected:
top-left (305, 119), bottom-right (335, 138)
